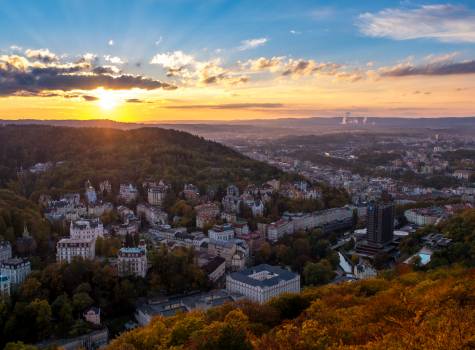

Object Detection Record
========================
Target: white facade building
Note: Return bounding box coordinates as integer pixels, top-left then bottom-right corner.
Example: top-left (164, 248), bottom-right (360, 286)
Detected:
top-left (117, 247), bottom-right (147, 278)
top-left (0, 258), bottom-right (31, 286)
top-left (267, 219), bottom-right (295, 242)
top-left (226, 264), bottom-right (300, 304)
top-left (99, 180), bottom-right (112, 194)
top-left (404, 207), bottom-right (443, 226)
top-left (0, 274), bottom-right (10, 297)
top-left (147, 184), bottom-right (168, 206)
top-left (85, 181), bottom-right (97, 204)
top-left (208, 224), bottom-right (235, 242)
top-left (119, 184), bottom-right (139, 203)
top-left (137, 203), bottom-right (168, 225)
top-left (0, 241), bottom-right (12, 263)
top-left (87, 201), bottom-right (113, 217)
top-left (251, 200), bottom-right (265, 217)
top-left (57, 218), bottom-right (101, 263)
top-left (283, 212), bottom-right (315, 231)
top-left (70, 218), bottom-right (104, 240)
top-left (56, 238), bottom-right (96, 263)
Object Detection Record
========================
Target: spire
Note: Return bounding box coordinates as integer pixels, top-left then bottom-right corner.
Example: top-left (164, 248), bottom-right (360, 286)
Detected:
top-left (23, 223), bottom-right (30, 237)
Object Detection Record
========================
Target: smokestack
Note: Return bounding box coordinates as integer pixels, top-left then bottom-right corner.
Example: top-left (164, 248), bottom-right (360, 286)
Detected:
top-left (341, 112), bottom-right (350, 125)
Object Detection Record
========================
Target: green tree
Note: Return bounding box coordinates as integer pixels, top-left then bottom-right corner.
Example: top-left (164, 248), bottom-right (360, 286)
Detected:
top-left (72, 292), bottom-right (94, 314)
top-left (27, 299), bottom-right (52, 340)
top-left (303, 260), bottom-right (335, 286)
top-left (3, 342), bottom-right (39, 350)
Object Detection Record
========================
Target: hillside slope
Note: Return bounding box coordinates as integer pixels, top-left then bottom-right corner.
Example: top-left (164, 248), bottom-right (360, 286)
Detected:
top-left (106, 266), bottom-right (475, 350)
top-left (0, 125), bottom-right (282, 194)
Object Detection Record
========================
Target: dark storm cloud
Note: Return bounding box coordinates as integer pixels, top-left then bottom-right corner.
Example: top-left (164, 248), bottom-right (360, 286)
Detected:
top-left (0, 52), bottom-right (176, 97)
top-left (381, 60), bottom-right (475, 77)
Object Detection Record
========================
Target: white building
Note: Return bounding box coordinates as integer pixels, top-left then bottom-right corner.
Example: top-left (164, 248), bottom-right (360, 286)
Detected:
top-left (70, 218), bottom-right (104, 240)
top-left (222, 185), bottom-right (241, 213)
top-left (453, 169), bottom-right (473, 180)
top-left (119, 184), bottom-right (139, 203)
top-left (147, 184), bottom-right (168, 206)
top-left (137, 203), bottom-right (168, 226)
top-left (251, 200), bottom-right (265, 217)
top-left (99, 180), bottom-right (112, 194)
top-left (233, 221), bottom-right (249, 236)
top-left (44, 193), bottom-right (84, 222)
top-left (0, 241), bottom-right (12, 263)
top-left (267, 219), bottom-right (295, 242)
top-left (87, 201), bottom-right (113, 217)
top-left (85, 180), bottom-right (97, 204)
top-left (183, 184), bottom-right (200, 201)
top-left (0, 274), bottom-right (10, 297)
top-left (29, 162), bottom-right (52, 174)
top-left (56, 238), bottom-right (96, 263)
top-left (313, 207), bottom-right (353, 227)
top-left (404, 207), bottom-right (444, 226)
top-left (117, 247), bottom-right (147, 278)
top-left (0, 258), bottom-right (31, 287)
top-left (282, 212), bottom-right (314, 231)
top-left (226, 264), bottom-right (300, 304)
top-left (208, 239), bottom-right (249, 270)
top-left (208, 224), bottom-right (235, 242)
top-left (84, 307), bottom-right (101, 326)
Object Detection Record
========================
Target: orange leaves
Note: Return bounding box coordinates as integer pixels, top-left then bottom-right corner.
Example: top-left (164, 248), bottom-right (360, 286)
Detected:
top-left (107, 267), bottom-right (475, 350)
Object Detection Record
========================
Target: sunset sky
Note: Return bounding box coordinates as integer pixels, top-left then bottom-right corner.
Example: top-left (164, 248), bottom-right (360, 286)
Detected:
top-left (1, 0), bottom-right (475, 122)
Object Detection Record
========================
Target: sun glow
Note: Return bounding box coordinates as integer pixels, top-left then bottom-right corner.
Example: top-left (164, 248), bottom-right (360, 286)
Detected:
top-left (96, 88), bottom-right (120, 111)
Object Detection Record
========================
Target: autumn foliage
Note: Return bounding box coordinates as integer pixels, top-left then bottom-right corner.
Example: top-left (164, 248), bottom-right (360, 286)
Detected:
top-left (107, 266), bottom-right (475, 350)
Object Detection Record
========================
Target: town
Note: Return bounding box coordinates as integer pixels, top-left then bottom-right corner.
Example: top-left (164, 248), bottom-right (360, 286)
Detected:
top-left (1, 138), bottom-right (473, 348)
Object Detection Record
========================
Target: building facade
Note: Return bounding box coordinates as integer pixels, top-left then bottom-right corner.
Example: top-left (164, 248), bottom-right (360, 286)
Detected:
top-left (366, 201), bottom-right (394, 245)
top-left (117, 247), bottom-right (147, 278)
top-left (195, 203), bottom-right (220, 228)
top-left (56, 238), bottom-right (96, 263)
top-left (119, 184), bottom-right (139, 203)
top-left (404, 207), bottom-right (443, 226)
top-left (147, 184), bottom-right (168, 206)
top-left (0, 274), bottom-right (11, 297)
top-left (0, 258), bottom-right (31, 286)
top-left (70, 218), bottom-right (104, 240)
top-left (84, 307), bottom-right (101, 325)
top-left (226, 264), bottom-right (300, 303)
top-left (208, 224), bottom-right (235, 242)
top-left (267, 219), bottom-right (294, 242)
top-left (84, 180), bottom-right (97, 204)
top-left (0, 241), bottom-right (12, 263)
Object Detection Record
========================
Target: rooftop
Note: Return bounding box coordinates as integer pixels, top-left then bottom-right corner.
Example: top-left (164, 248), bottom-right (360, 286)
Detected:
top-left (72, 218), bottom-right (102, 229)
top-left (119, 247), bottom-right (145, 254)
top-left (138, 289), bottom-right (240, 318)
top-left (228, 264), bottom-right (298, 288)
top-left (1, 257), bottom-right (30, 267)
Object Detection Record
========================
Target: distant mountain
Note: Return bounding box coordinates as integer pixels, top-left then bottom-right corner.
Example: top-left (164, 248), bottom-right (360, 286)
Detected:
top-left (1, 116), bottom-right (474, 140)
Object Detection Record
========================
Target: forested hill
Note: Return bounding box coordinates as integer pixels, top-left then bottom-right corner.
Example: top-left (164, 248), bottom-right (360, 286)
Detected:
top-left (0, 125), bottom-right (282, 195)
top-left (107, 266), bottom-right (475, 350)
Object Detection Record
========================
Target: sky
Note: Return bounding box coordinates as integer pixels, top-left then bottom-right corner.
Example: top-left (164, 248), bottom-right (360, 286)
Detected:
top-left (1, 0), bottom-right (475, 122)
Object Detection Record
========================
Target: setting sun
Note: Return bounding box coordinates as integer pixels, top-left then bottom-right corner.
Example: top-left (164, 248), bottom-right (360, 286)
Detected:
top-left (97, 88), bottom-right (120, 111)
